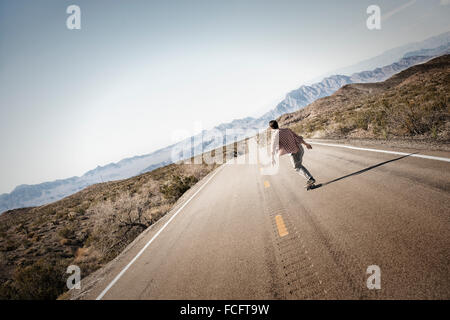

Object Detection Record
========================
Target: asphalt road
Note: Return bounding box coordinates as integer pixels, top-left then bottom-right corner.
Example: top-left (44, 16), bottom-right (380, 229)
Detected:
top-left (81, 142), bottom-right (450, 300)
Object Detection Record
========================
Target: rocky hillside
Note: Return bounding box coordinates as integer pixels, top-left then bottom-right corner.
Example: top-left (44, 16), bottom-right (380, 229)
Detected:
top-left (0, 158), bottom-right (219, 299)
top-left (278, 55), bottom-right (450, 142)
top-left (260, 55), bottom-right (437, 122)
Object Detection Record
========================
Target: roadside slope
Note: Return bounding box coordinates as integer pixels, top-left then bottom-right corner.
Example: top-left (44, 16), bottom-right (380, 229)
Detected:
top-left (279, 55), bottom-right (450, 142)
top-left (0, 160), bottom-right (218, 299)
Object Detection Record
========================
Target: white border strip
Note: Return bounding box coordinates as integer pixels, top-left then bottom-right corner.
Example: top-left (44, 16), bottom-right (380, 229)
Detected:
top-left (96, 165), bottom-right (225, 300)
top-left (308, 141), bottom-right (450, 163)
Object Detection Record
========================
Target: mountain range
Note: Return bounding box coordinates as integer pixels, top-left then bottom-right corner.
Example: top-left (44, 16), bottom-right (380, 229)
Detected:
top-left (278, 54), bottom-right (450, 142)
top-left (318, 31), bottom-right (450, 78)
top-left (1, 32), bottom-right (449, 214)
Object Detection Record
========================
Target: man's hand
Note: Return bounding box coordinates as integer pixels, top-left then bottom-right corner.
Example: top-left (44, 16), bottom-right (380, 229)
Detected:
top-left (305, 143), bottom-right (312, 150)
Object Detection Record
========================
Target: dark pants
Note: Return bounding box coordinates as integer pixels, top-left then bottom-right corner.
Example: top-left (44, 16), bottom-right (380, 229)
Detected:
top-left (290, 147), bottom-right (314, 181)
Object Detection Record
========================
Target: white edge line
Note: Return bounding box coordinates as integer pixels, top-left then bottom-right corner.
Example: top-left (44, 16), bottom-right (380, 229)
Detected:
top-left (308, 141), bottom-right (450, 163)
top-left (95, 165), bottom-right (225, 300)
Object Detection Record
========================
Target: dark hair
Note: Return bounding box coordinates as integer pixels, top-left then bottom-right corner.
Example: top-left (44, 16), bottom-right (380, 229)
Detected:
top-left (269, 120), bottom-right (279, 129)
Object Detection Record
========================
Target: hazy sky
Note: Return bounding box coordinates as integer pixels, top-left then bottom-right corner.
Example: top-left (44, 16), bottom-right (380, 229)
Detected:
top-left (1, 0), bottom-right (449, 194)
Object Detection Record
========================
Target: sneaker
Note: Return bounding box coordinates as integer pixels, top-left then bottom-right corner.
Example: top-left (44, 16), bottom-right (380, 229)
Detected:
top-left (305, 178), bottom-right (315, 187)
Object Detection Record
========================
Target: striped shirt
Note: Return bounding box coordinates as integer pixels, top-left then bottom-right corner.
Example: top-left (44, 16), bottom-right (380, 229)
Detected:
top-left (271, 128), bottom-right (304, 156)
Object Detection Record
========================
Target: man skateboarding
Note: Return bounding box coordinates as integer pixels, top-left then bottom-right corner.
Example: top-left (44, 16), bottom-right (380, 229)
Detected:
top-left (269, 120), bottom-right (316, 188)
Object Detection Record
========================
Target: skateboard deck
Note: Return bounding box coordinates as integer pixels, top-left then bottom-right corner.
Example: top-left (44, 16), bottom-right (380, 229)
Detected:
top-left (305, 183), bottom-right (318, 190)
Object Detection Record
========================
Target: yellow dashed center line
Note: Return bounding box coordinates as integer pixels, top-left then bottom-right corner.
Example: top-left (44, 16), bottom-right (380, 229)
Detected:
top-left (275, 215), bottom-right (288, 237)
top-left (264, 180), bottom-right (270, 188)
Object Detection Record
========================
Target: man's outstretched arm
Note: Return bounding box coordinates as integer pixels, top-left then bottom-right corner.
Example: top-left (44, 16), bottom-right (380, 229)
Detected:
top-left (291, 130), bottom-right (312, 149)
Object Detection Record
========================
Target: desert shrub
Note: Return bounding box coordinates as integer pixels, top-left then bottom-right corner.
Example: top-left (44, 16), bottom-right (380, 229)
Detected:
top-left (395, 98), bottom-right (448, 136)
top-left (291, 123), bottom-right (304, 135)
top-left (160, 175), bottom-right (198, 203)
top-left (431, 126), bottom-right (438, 139)
top-left (0, 260), bottom-right (66, 300)
top-left (83, 233), bottom-right (97, 247)
top-left (333, 112), bottom-right (344, 123)
top-left (2, 240), bottom-right (19, 252)
top-left (58, 226), bottom-right (75, 239)
top-left (302, 122), bottom-right (313, 133)
top-left (89, 195), bottom-right (154, 260)
top-left (354, 111), bottom-right (371, 130)
top-left (34, 214), bottom-right (49, 226)
top-left (337, 122), bottom-right (356, 136)
top-left (42, 208), bottom-right (56, 216)
top-left (76, 207), bottom-right (86, 215)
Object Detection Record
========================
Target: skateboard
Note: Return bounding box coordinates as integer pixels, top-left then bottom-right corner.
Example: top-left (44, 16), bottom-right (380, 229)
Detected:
top-left (305, 182), bottom-right (318, 191)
